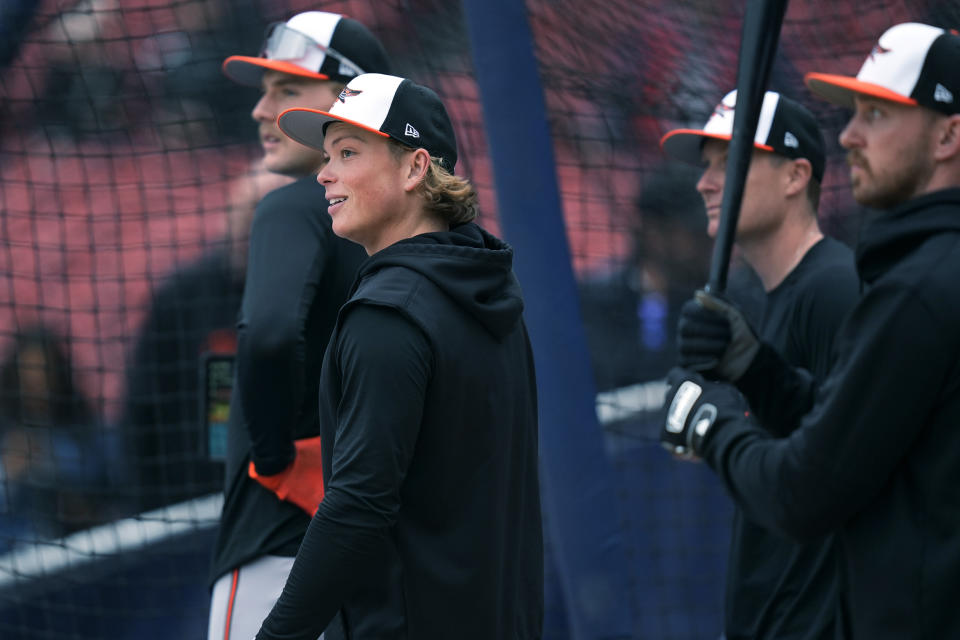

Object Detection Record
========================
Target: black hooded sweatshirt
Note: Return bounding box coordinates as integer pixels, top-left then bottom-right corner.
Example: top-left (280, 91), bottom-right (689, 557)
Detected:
top-left (257, 223), bottom-right (544, 640)
top-left (701, 188), bottom-right (960, 639)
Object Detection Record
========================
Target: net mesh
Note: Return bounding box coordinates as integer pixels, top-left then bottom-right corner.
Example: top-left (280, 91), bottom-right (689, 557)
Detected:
top-left (1, 0), bottom-right (957, 638)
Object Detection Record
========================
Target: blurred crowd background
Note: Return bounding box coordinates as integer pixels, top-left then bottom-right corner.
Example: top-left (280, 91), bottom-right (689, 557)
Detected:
top-left (1, 0), bottom-right (956, 638)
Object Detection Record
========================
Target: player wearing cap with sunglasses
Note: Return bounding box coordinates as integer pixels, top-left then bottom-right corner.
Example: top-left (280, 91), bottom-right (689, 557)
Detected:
top-left (660, 90), bottom-right (857, 640)
top-left (206, 12), bottom-right (390, 640)
top-left (250, 73), bottom-right (543, 640)
top-left (660, 22), bottom-right (960, 638)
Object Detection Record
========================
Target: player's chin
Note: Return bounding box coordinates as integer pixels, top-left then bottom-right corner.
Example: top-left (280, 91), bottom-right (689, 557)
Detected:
top-left (330, 218), bottom-right (360, 246)
top-left (706, 219), bottom-right (719, 239)
top-left (260, 150), bottom-right (285, 173)
top-left (261, 151), bottom-right (301, 177)
top-left (850, 178), bottom-right (875, 206)
top-left (852, 185), bottom-right (886, 209)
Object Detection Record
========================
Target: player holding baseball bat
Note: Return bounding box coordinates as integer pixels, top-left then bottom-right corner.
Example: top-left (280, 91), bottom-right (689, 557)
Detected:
top-left (660, 84), bottom-right (857, 637)
top-left (660, 21), bottom-right (960, 639)
top-left (658, 1), bottom-right (862, 637)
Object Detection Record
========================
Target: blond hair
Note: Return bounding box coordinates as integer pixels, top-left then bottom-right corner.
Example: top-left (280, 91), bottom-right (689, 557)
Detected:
top-left (389, 141), bottom-right (478, 225)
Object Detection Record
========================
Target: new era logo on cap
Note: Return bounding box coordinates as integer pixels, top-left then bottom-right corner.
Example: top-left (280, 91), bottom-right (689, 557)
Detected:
top-left (660, 90), bottom-right (826, 182)
top-left (277, 73), bottom-right (458, 172)
top-left (805, 22), bottom-right (960, 115)
top-left (935, 83), bottom-right (954, 104)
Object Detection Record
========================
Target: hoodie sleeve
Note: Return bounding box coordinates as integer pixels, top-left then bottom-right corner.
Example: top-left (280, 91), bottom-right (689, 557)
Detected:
top-left (701, 281), bottom-right (950, 542)
top-left (256, 304), bottom-right (432, 640)
top-left (735, 343), bottom-right (816, 437)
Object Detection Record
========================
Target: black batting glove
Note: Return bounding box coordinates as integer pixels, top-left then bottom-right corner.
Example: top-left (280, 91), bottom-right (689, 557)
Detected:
top-left (677, 296), bottom-right (731, 373)
top-left (659, 367), bottom-right (746, 460)
top-left (677, 289), bottom-right (760, 381)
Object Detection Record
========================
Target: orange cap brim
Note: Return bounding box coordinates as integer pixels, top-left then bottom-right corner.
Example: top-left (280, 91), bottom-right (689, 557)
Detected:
top-left (660, 129), bottom-right (773, 166)
top-left (222, 56), bottom-right (331, 88)
top-left (804, 72), bottom-right (918, 108)
top-left (277, 107), bottom-right (389, 151)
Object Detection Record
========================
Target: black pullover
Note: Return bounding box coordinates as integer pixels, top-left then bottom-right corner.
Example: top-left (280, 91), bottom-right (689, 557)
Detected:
top-left (703, 189), bottom-right (960, 639)
top-left (257, 223), bottom-right (544, 640)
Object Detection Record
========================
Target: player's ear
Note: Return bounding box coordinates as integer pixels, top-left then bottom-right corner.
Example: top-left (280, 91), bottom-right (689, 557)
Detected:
top-left (784, 158), bottom-right (812, 198)
top-left (403, 148), bottom-right (430, 192)
top-left (933, 113), bottom-right (960, 162)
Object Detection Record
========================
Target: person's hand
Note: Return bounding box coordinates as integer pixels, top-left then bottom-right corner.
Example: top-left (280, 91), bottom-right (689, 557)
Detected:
top-left (248, 436), bottom-right (325, 516)
top-left (659, 367), bottom-right (744, 460)
top-left (677, 289), bottom-right (760, 381)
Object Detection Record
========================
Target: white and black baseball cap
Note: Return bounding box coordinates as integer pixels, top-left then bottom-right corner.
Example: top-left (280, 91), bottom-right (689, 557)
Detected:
top-left (660, 90), bottom-right (826, 182)
top-left (223, 11), bottom-right (390, 87)
top-left (278, 73), bottom-right (458, 171)
top-left (806, 22), bottom-right (960, 115)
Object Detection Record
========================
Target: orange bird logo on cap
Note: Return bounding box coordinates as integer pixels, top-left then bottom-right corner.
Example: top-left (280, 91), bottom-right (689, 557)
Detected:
top-left (338, 87), bottom-right (363, 103)
top-left (869, 44), bottom-right (891, 61)
top-left (712, 102), bottom-right (734, 118)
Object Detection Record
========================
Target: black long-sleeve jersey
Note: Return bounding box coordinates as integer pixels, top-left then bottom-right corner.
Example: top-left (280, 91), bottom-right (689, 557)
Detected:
top-left (725, 237), bottom-right (858, 640)
top-left (209, 176), bottom-right (366, 585)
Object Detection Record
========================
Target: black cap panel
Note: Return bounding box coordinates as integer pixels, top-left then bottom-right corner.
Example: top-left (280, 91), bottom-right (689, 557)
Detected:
top-left (381, 79), bottom-right (458, 171)
top-left (912, 32), bottom-right (960, 115)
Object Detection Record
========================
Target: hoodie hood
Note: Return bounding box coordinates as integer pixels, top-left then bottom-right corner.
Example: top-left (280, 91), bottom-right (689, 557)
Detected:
top-left (355, 223), bottom-right (524, 339)
top-left (856, 188), bottom-right (960, 283)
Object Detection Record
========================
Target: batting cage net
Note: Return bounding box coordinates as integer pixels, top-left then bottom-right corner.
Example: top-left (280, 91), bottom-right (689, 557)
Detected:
top-left (0, 0), bottom-right (956, 638)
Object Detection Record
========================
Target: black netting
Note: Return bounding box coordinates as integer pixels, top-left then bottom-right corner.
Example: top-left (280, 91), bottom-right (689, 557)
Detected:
top-left (1, 1), bottom-right (957, 638)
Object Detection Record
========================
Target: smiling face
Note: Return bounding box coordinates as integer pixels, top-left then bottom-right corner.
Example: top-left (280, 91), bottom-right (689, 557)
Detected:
top-left (696, 139), bottom-right (792, 243)
top-left (318, 122), bottom-right (424, 254)
top-left (252, 70), bottom-right (342, 177)
top-left (838, 96), bottom-right (939, 209)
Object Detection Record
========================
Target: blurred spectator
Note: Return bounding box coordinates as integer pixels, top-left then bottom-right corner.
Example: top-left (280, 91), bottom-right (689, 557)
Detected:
top-left (577, 164), bottom-right (746, 390)
top-left (120, 163), bottom-right (291, 512)
top-left (0, 0), bottom-right (39, 69)
top-left (157, 0), bottom-right (267, 144)
top-left (578, 164), bottom-right (766, 391)
top-left (33, 0), bottom-right (266, 142)
top-left (0, 325), bottom-right (113, 550)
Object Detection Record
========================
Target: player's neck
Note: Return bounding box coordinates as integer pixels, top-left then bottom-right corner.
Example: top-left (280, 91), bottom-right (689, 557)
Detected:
top-left (913, 167), bottom-right (960, 202)
top-left (741, 214), bottom-right (823, 292)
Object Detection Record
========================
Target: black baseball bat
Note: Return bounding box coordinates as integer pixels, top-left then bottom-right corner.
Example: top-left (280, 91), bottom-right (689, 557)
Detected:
top-left (706, 0), bottom-right (790, 294)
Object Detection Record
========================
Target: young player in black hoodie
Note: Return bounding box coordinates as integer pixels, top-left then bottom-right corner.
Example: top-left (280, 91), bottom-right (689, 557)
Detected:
top-left (255, 73), bottom-right (543, 640)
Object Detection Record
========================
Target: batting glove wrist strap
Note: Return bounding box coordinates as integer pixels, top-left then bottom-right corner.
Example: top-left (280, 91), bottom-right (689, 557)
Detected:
top-left (660, 367), bottom-right (744, 459)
